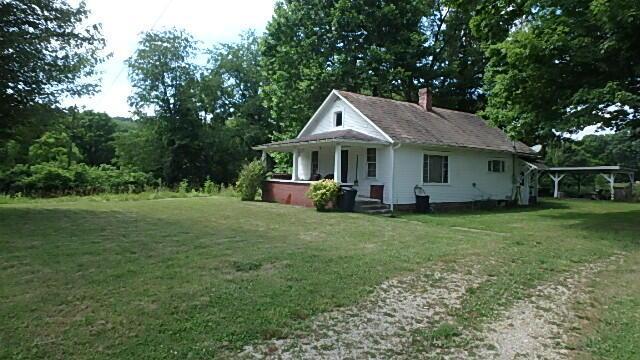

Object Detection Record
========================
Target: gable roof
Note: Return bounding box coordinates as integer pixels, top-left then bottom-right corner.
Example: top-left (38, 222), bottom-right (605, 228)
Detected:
top-left (335, 90), bottom-right (535, 155)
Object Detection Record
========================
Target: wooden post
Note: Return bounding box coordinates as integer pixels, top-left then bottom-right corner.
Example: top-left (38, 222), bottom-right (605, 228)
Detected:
top-left (549, 173), bottom-right (565, 198)
top-left (334, 144), bottom-right (342, 184)
top-left (292, 149), bottom-right (299, 181)
top-left (630, 173), bottom-right (635, 197)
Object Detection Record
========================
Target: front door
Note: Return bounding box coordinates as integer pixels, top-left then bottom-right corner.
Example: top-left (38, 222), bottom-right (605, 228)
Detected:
top-left (341, 150), bottom-right (349, 183)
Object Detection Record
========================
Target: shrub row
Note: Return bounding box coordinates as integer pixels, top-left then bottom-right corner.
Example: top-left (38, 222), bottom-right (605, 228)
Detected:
top-left (0, 163), bottom-right (154, 197)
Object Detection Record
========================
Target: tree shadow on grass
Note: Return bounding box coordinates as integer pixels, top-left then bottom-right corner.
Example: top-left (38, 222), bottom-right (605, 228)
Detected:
top-left (538, 209), bottom-right (640, 246)
top-left (398, 200), bottom-right (570, 219)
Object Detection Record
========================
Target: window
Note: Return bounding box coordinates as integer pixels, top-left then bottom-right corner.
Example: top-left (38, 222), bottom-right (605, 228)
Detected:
top-left (334, 111), bottom-right (343, 127)
top-left (488, 159), bottom-right (505, 173)
top-left (423, 154), bottom-right (449, 184)
top-left (366, 148), bottom-right (377, 178)
top-left (311, 151), bottom-right (319, 175)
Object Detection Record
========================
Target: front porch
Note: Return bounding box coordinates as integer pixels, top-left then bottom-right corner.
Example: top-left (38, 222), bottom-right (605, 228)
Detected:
top-left (255, 130), bottom-right (391, 207)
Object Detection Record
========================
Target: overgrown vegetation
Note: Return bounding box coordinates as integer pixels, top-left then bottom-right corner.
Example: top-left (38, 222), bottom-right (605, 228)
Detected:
top-left (236, 160), bottom-right (266, 201)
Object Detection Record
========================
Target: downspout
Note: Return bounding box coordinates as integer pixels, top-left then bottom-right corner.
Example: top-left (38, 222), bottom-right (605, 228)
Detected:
top-left (390, 142), bottom-right (402, 212)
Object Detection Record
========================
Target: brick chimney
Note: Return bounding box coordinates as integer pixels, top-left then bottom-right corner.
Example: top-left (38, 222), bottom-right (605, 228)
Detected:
top-left (418, 88), bottom-right (432, 111)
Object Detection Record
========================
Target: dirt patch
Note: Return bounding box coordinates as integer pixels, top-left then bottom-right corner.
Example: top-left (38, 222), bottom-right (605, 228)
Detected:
top-left (238, 262), bottom-right (487, 359)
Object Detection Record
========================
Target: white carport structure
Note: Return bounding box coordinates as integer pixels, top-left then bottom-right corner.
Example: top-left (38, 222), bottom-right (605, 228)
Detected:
top-left (546, 166), bottom-right (636, 200)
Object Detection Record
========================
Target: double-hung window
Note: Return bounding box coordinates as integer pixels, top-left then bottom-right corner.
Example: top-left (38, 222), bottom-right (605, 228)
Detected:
top-left (423, 154), bottom-right (449, 184)
top-left (366, 148), bottom-right (377, 178)
top-left (488, 159), bottom-right (505, 173)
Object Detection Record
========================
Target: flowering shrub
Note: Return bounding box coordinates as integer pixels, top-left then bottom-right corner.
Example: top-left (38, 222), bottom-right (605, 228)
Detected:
top-left (306, 179), bottom-right (340, 211)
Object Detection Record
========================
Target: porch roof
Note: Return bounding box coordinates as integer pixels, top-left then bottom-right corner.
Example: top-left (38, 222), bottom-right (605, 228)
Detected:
top-left (253, 129), bottom-right (389, 151)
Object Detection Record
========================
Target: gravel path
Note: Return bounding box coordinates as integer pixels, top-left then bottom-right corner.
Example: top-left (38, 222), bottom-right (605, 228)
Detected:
top-left (459, 254), bottom-right (626, 359)
top-left (239, 262), bottom-right (486, 359)
top-left (237, 254), bottom-right (624, 359)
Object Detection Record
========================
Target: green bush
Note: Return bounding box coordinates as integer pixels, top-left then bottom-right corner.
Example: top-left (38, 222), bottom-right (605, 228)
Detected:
top-left (0, 162), bottom-right (154, 197)
top-left (236, 160), bottom-right (265, 201)
top-left (306, 179), bottom-right (340, 211)
top-left (178, 179), bottom-right (190, 193)
top-left (203, 177), bottom-right (217, 194)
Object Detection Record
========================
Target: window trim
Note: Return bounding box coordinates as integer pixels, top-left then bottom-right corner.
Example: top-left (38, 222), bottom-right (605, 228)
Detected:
top-left (488, 159), bottom-right (506, 173)
top-left (366, 148), bottom-right (377, 178)
top-left (334, 110), bottom-right (343, 127)
top-left (421, 152), bottom-right (450, 185)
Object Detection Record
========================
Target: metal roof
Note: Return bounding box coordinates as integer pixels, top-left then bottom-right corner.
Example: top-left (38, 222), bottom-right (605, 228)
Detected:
top-left (547, 166), bottom-right (636, 174)
top-left (253, 129), bottom-right (389, 151)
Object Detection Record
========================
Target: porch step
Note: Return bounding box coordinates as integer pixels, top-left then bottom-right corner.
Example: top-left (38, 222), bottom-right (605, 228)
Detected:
top-left (354, 197), bottom-right (392, 215)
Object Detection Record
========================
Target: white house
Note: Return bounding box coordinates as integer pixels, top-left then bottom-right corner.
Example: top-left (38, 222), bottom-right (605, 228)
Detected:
top-left (255, 89), bottom-right (540, 212)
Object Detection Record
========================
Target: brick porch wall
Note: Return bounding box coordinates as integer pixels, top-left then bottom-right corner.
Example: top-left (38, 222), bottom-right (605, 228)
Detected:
top-left (262, 180), bottom-right (314, 207)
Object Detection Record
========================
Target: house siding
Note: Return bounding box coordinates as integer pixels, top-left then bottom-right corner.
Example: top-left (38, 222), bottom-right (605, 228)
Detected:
top-left (300, 98), bottom-right (387, 141)
top-left (392, 145), bottom-right (515, 204)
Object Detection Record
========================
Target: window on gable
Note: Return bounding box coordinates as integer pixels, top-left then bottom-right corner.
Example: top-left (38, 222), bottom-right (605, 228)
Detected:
top-left (334, 111), bottom-right (343, 127)
top-left (311, 151), bottom-right (319, 175)
top-left (423, 154), bottom-right (449, 184)
top-left (366, 148), bottom-right (376, 178)
top-left (488, 159), bottom-right (505, 173)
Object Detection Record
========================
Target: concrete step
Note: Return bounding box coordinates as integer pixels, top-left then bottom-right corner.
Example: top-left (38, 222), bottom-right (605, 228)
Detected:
top-left (354, 197), bottom-right (391, 215)
top-left (355, 198), bottom-right (382, 206)
top-left (363, 208), bottom-right (392, 215)
top-left (358, 204), bottom-right (389, 211)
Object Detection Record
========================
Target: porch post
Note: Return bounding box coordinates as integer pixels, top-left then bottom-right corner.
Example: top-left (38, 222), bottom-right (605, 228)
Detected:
top-left (549, 173), bottom-right (565, 198)
top-left (292, 149), bottom-right (299, 181)
top-left (334, 144), bottom-right (342, 183)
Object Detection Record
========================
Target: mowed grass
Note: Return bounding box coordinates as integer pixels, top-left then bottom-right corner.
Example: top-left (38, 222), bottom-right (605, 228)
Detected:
top-left (0, 197), bottom-right (638, 359)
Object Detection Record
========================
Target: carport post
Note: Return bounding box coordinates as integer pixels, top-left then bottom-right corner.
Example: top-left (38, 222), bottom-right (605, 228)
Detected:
top-left (549, 173), bottom-right (565, 198)
top-left (600, 173), bottom-right (615, 200)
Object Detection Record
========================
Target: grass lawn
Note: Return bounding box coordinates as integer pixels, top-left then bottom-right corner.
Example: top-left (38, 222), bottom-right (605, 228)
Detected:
top-left (1, 197), bottom-right (638, 358)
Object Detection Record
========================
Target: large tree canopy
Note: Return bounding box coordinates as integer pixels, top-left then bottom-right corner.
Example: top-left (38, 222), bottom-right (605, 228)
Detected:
top-left (0, 0), bottom-right (105, 141)
top-left (479, 0), bottom-right (640, 144)
top-left (261, 0), bottom-right (486, 140)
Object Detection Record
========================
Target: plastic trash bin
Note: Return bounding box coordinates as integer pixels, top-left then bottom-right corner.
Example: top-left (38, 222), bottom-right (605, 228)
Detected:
top-left (414, 185), bottom-right (430, 213)
top-left (339, 187), bottom-right (358, 212)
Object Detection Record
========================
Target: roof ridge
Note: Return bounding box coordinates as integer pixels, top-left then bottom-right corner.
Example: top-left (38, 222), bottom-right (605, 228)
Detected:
top-left (335, 89), bottom-right (480, 117)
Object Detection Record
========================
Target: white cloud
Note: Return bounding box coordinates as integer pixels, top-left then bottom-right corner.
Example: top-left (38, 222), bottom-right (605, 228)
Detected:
top-left (63, 0), bottom-right (275, 117)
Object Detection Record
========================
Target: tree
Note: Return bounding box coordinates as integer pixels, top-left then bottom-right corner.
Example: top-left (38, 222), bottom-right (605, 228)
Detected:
top-left (0, 0), bottom-right (105, 142)
top-left (479, 0), bottom-right (640, 144)
top-left (201, 31), bottom-right (272, 167)
top-left (64, 110), bottom-right (117, 166)
top-left (261, 0), bottom-right (486, 141)
top-left (113, 122), bottom-right (165, 175)
top-left (28, 131), bottom-right (82, 166)
top-left (127, 29), bottom-right (205, 185)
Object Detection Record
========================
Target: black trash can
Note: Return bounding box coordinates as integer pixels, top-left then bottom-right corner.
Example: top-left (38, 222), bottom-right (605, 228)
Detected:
top-left (414, 185), bottom-right (430, 213)
top-left (338, 188), bottom-right (358, 212)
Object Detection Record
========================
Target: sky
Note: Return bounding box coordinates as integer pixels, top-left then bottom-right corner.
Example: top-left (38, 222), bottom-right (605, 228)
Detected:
top-left (63, 0), bottom-right (605, 139)
top-left (63, 0), bottom-right (275, 118)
